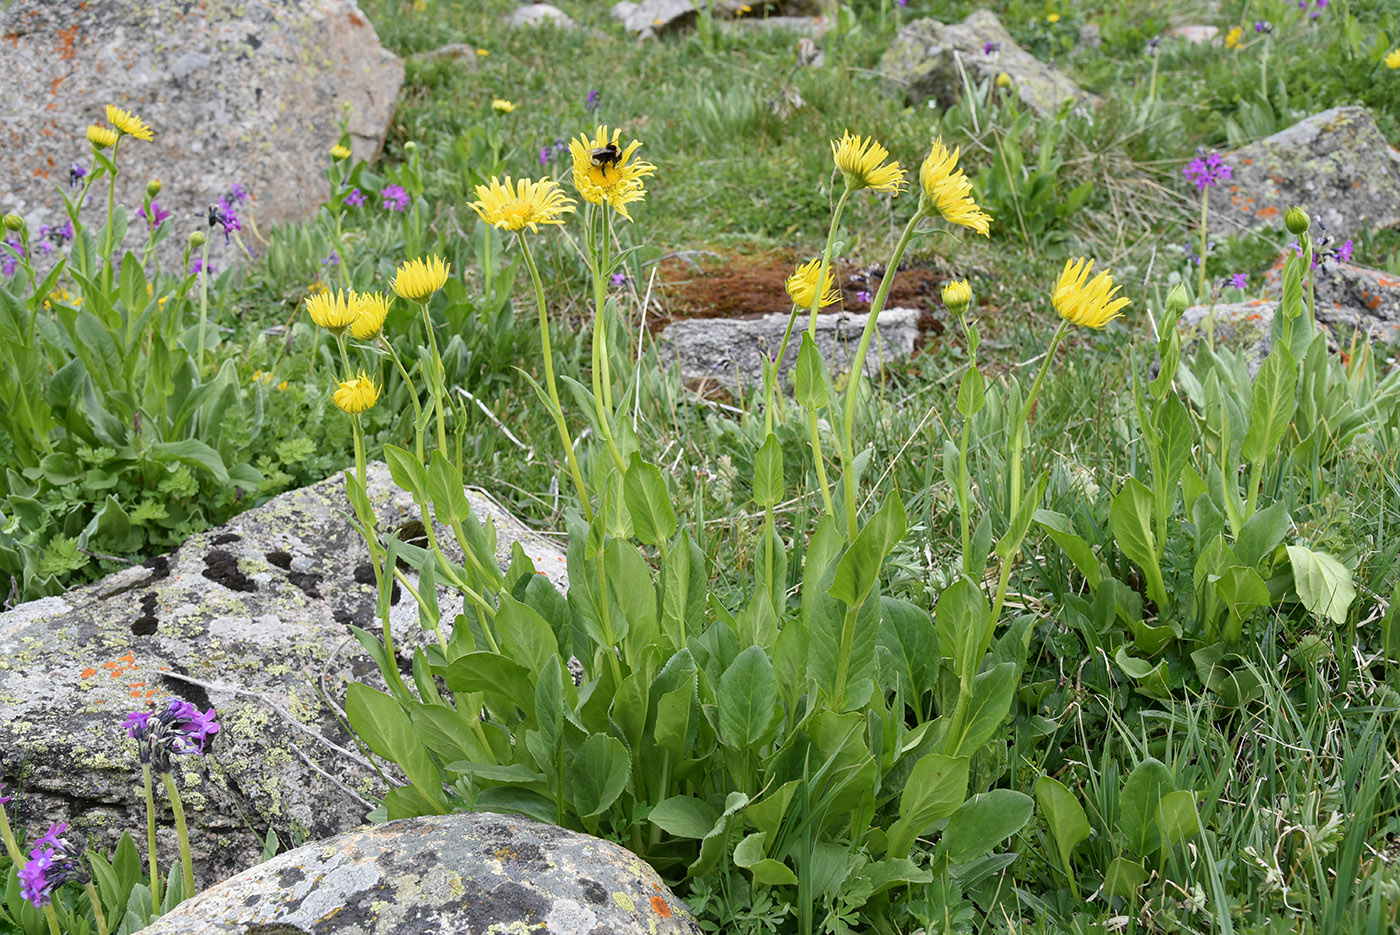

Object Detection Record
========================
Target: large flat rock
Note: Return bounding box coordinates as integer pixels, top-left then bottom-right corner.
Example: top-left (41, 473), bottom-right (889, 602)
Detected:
top-left (0, 464), bottom-right (566, 888)
top-left (1262, 256), bottom-right (1400, 346)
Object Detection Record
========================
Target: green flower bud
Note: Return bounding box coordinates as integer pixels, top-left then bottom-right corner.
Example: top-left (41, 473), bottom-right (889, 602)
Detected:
top-left (403, 141), bottom-right (418, 154)
top-left (1165, 283), bottom-right (1190, 317)
top-left (188, 231), bottom-right (207, 248)
top-left (3, 213), bottom-right (24, 232)
top-left (1284, 206), bottom-right (1310, 236)
top-left (147, 179), bottom-right (163, 198)
top-left (941, 279), bottom-right (973, 317)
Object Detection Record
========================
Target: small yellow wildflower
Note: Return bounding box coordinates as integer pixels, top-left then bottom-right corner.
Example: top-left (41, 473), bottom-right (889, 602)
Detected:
top-left (1047, 12), bottom-right (1060, 23)
top-left (491, 99), bottom-right (516, 114)
top-left (1225, 25), bottom-right (1243, 51)
top-left (392, 255), bottom-right (451, 302)
top-left (106, 104), bottom-right (154, 142)
top-left (277, 380), bottom-right (288, 391)
top-left (469, 176), bottom-right (576, 233)
top-left (476, 48), bottom-right (489, 56)
top-left (305, 289), bottom-right (359, 334)
top-left (1053, 258), bottom-right (1131, 329)
top-left (333, 372), bottom-right (380, 414)
top-left (942, 279), bottom-right (973, 316)
top-left (785, 258), bottom-right (840, 310)
top-left (831, 131), bottom-right (905, 194)
top-left (87, 125), bottom-right (118, 149)
top-left (996, 72), bottom-right (1012, 88)
top-left (330, 144), bottom-right (352, 160)
top-left (919, 139), bottom-right (993, 237)
top-left (350, 291), bottom-right (391, 340)
top-left (568, 126), bottom-right (656, 221)
top-left (1385, 49), bottom-right (1400, 69)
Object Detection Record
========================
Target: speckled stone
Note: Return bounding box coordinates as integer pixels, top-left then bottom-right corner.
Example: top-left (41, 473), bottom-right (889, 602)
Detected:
top-left (134, 813), bottom-right (701, 935)
top-left (1209, 107), bottom-right (1400, 237)
top-left (1262, 256), bottom-right (1400, 346)
top-left (610, 0), bottom-right (698, 39)
top-left (881, 11), bottom-right (1096, 117)
top-left (0, 0), bottom-right (402, 267)
top-left (1178, 300), bottom-right (1283, 374)
top-left (0, 464), bottom-right (566, 888)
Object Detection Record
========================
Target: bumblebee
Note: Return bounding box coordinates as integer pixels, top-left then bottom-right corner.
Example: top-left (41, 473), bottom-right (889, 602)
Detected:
top-left (589, 142), bottom-right (622, 169)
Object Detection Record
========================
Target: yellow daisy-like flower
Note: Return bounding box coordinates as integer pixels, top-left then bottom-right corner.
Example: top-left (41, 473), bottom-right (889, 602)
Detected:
top-left (1047, 12), bottom-right (1060, 23)
top-left (568, 126), bottom-right (656, 221)
top-left (1052, 258), bottom-right (1131, 329)
top-left (305, 289), bottom-right (359, 334)
top-left (919, 139), bottom-right (993, 237)
top-left (392, 255), bottom-right (451, 302)
top-left (333, 371), bottom-right (380, 414)
top-left (469, 176), bottom-right (576, 233)
top-left (1225, 25), bottom-right (1243, 51)
top-left (996, 72), bottom-right (1013, 88)
top-left (87, 125), bottom-right (118, 149)
top-left (350, 291), bottom-right (391, 340)
top-left (831, 131), bottom-right (905, 194)
top-left (330, 144), bottom-right (352, 160)
top-left (942, 279), bottom-right (973, 316)
top-left (1385, 49), bottom-right (1400, 69)
top-left (491, 99), bottom-right (516, 114)
top-left (785, 258), bottom-right (840, 310)
top-left (105, 104), bottom-right (154, 142)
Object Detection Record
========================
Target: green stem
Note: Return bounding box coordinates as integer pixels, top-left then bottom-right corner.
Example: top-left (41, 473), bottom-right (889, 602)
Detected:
top-left (84, 880), bottom-right (110, 935)
top-left (807, 187), bottom-right (853, 337)
top-left (1198, 189), bottom-right (1211, 349)
top-left (416, 299), bottom-right (450, 454)
top-left (0, 800), bottom-right (24, 864)
top-left (807, 408), bottom-right (836, 518)
top-left (103, 138), bottom-right (121, 279)
top-left (831, 603), bottom-right (861, 708)
top-left (142, 765), bottom-right (161, 908)
top-left (383, 338), bottom-right (425, 462)
top-left (587, 209), bottom-right (628, 474)
top-left (43, 907), bottom-right (61, 935)
top-left (196, 236), bottom-right (211, 373)
top-left (518, 235), bottom-right (593, 519)
top-left (162, 772), bottom-right (196, 900)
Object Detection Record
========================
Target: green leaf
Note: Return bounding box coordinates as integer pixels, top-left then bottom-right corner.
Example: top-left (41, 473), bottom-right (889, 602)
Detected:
top-left (1110, 478), bottom-right (1166, 608)
top-left (426, 450), bottom-right (472, 525)
top-left (1118, 757), bottom-right (1174, 857)
top-left (1242, 348), bottom-right (1298, 466)
top-left (439, 652), bottom-right (536, 718)
top-left (688, 791), bottom-right (751, 879)
top-left (1285, 545), bottom-right (1355, 626)
top-left (995, 470), bottom-right (1048, 560)
top-left (1103, 857), bottom-right (1149, 899)
top-left (148, 440), bottom-right (229, 484)
top-left (734, 833), bottom-right (800, 886)
top-left (956, 366), bottom-right (985, 417)
top-left (345, 683), bottom-right (446, 813)
top-left (1034, 509), bottom-right (1101, 589)
top-left (940, 790), bottom-right (1034, 864)
top-left (1035, 776), bottom-right (1090, 877)
top-left (1235, 501), bottom-right (1291, 568)
top-left (1213, 565), bottom-right (1271, 644)
top-left (753, 433), bottom-right (783, 508)
top-left (794, 331), bottom-right (829, 409)
top-left (648, 796), bottom-right (721, 838)
top-left (383, 444), bottom-right (428, 501)
top-left (496, 594), bottom-right (561, 681)
top-left (1157, 790), bottom-right (1201, 848)
top-left (878, 597), bottom-right (939, 706)
top-left (717, 646), bottom-right (778, 749)
top-left (951, 662), bottom-right (1017, 756)
top-left (885, 754), bottom-right (969, 859)
top-left (569, 733), bottom-right (631, 817)
top-left (624, 453), bottom-right (677, 546)
top-left (829, 493), bottom-right (907, 610)
top-left (935, 577), bottom-right (991, 685)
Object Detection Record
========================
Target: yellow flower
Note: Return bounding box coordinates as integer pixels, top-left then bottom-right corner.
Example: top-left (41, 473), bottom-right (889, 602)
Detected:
top-left (942, 279), bottom-right (973, 316)
top-left (1385, 49), bottom-right (1400, 69)
top-left (476, 48), bottom-right (489, 56)
top-left (305, 289), bottom-right (359, 334)
top-left (831, 131), bottom-right (904, 194)
top-left (333, 371), bottom-right (380, 414)
top-left (1047, 12), bottom-right (1060, 23)
top-left (330, 144), bottom-right (352, 160)
top-left (1225, 25), bottom-right (1243, 51)
top-left (469, 176), bottom-right (576, 233)
top-left (568, 126), bottom-right (656, 221)
top-left (1053, 258), bottom-right (1131, 329)
top-left (277, 380), bottom-right (288, 391)
top-left (105, 104), bottom-right (154, 142)
top-left (918, 138), bottom-right (992, 237)
top-left (491, 99), bottom-right (516, 114)
top-left (996, 72), bottom-right (1012, 88)
top-left (309, 280), bottom-right (329, 295)
top-left (785, 258), bottom-right (840, 310)
top-left (87, 125), bottom-right (118, 149)
top-left (392, 255), bottom-right (451, 302)
top-left (350, 291), bottom-right (391, 340)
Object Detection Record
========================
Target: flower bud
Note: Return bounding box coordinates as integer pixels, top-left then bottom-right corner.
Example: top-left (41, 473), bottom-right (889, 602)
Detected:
top-left (329, 144), bottom-right (352, 161)
top-left (1284, 206), bottom-right (1310, 236)
top-left (942, 279), bottom-right (973, 316)
top-left (1165, 283), bottom-right (1190, 318)
top-left (188, 231), bottom-right (207, 248)
top-left (403, 141), bottom-right (418, 155)
top-left (146, 179), bottom-right (163, 198)
top-left (3, 213), bottom-right (24, 232)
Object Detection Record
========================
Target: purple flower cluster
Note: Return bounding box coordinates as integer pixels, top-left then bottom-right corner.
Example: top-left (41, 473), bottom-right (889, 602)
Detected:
top-left (539, 138), bottom-right (569, 167)
top-left (123, 698), bottom-right (220, 773)
top-left (1254, 20), bottom-right (1273, 33)
top-left (344, 187), bottom-right (366, 208)
top-left (1183, 150), bottom-right (1232, 191)
top-left (323, 251), bottom-right (340, 267)
top-left (585, 89), bottom-right (601, 113)
top-left (983, 41), bottom-right (1001, 54)
top-left (69, 162), bottom-right (87, 188)
top-left (855, 289), bottom-right (872, 304)
top-left (139, 201), bottom-right (171, 230)
top-left (1225, 273), bottom-right (1248, 290)
top-left (381, 184), bottom-right (410, 212)
top-left (2, 238), bottom-right (24, 278)
top-left (19, 822), bottom-right (90, 908)
top-left (190, 256), bottom-right (214, 276)
top-left (1300, 0), bottom-right (1327, 18)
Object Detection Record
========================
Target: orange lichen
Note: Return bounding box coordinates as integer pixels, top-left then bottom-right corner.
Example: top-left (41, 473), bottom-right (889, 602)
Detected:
top-left (1256, 206), bottom-right (1279, 219)
top-left (56, 24), bottom-right (78, 60)
top-left (80, 667), bottom-right (97, 678)
top-left (650, 897), bottom-right (672, 918)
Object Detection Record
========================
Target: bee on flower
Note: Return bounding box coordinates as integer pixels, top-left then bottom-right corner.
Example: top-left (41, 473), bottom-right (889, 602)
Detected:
top-left (568, 126), bottom-right (656, 220)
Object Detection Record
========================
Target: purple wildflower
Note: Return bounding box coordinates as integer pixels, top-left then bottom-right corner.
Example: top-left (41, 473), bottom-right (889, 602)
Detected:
top-left (18, 822), bottom-right (89, 908)
top-left (139, 201), bottom-right (171, 230)
top-left (1336, 239), bottom-right (1353, 263)
top-left (344, 187), bottom-right (366, 208)
top-left (0, 779), bottom-right (9, 806)
top-left (585, 90), bottom-right (601, 113)
top-left (53, 220), bottom-right (74, 243)
top-left (190, 256), bottom-right (214, 276)
top-left (983, 41), bottom-right (1001, 54)
top-left (1183, 150), bottom-right (1232, 192)
top-left (323, 251), bottom-right (340, 267)
top-left (896, 0), bottom-right (907, 6)
top-left (540, 146), bottom-right (551, 166)
top-left (69, 162), bottom-right (86, 188)
top-left (207, 203), bottom-right (238, 245)
top-left (125, 698), bottom-right (220, 773)
top-left (611, 272), bottom-right (627, 287)
top-left (2, 238), bottom-right (24, 278)
top-left (554, 138), bottom-right (568, 154)
top-left (35, 226), bottom-right (55, 256)
top-left (1255, 20), bottom-right (1273, 32)
top-left (1228, 273), bottom-right (1248, 290)
top-left (856, 290), bottom-right (872, 303)
top-left (381, 184), bottom-right (410, 212)
top-left (228, 182), bottom-right (250, 203)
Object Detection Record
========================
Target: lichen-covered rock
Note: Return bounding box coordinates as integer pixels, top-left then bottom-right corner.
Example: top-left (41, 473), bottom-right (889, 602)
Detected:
top-left (611, 0), bottom-right (698, 39)
top-left (1209, 107), bottom-right (1400, 237)
top-left (0, 0), bottom-right (402, 268)
top-left (506, 3), bottom-right (579, 29)
top-left (1179, 300), bottom-right (1281, 374)
top-left (134, 813), bottom-right (701, 934)
top-left (1262, 256), bottom-right (1400, 346)
top-left (881, 11), bottom-right (1096, 117)
top-left (0, 464), bottom-right (566, 888)
top-left (657, 307), bottom-right (922, 393)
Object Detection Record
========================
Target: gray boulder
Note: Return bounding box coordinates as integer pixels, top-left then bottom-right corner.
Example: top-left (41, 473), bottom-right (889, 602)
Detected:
top-left (1262, 257), bottom-right (1400, 347)
top-left (657, 307), bottom-right (922, 394)
top-left (135, 813), bottom-right (701, 934)
top-left (0, 464), bottom-right (566, 888)
top-left (0, 0), bottom-right (402, 267)
top-left (1178, 300), bottom-right (1282, 374)
top-left (612, 0), bottom-right (699, 38)
top-left (506, 3), bottom-right (579, 29)
top-left (881, 10), bottom-right (1096, 117)
top-left (1208, 107), bottom-right (1400, 237)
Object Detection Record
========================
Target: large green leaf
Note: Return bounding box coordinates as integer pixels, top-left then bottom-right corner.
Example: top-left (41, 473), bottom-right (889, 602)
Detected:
top-left (624, 453), bottom-right (677, 546)
top-left (569, 733), bottom-right (631, 818)
top-left (717, 646), bottom-right (778, 749)
top-left (829, 493), bottom-right (907, 610)
top-left (753, 433), bottom-right (783, 508)
top-left (1109, 478), bottom-right (1166, 608)
top-left (1286, 545), bottom-right (1355, 626)
top-left (346, 683), bottom-right (446, 813)
top-left (1242, 348), bottom-right (1298, 466)
top-left (1118, 758), bottom-right (1174, 857)
top-left (1035, 776), bottom-right (1090, 878)
top-left (885, 753), bottom-right (969, 859)
top-left (940, 789), bottom-right (1034, 864)
top-left (648, 795), bottom-right (721, 838)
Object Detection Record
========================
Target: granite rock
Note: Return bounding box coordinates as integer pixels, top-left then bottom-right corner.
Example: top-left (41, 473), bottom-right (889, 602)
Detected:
top-left (611, 0), bottom-right (698, 38)
top-left (1209, 107), bottom-right (1400, 238)
top-left (1262, 256), bottom-right (1400, 347)
top-left (135, 813), bottom-right (701, 934)
top-left (881, 10), bottom-right (1096, 117)
top-left (0, 464), bottom-right (566, 888)
top-left (0, 0), bottom-right (402, 268)
top-left (1178, 300), bottom-right (1283, 374)
top-left (506, 3), bottom-right (579, 29)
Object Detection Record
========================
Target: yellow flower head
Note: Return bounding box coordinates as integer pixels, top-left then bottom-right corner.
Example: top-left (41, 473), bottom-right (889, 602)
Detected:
top-left (1047, 12), bottom-right (1060, 23)
top-left (305, 289), bottom-right (359, 334)
top-left (105, 104), bottom-right (154, 142)
top-left (491, 99), bottom-right (516, 114)
top-left (469, 176), bottom-right (576, 233)
top-left (942, 279), bottom-right (973, 316)
top-left (831, 132), bottom-right (904, 194)
top-left (1225, 25), bottom-right (1243, 51)
top-left (330, 144), bottom-right (352, 160)
top-left (351, 291), bottom-right (392, 340)
top-left (786, 258), bottom-right (840, 310)
top-left (333, 371), bottom-right (380, 414)
top-left (1385, 49), bottom-right (1400, 69)
top-left (476, 48), bottom-right (489, 56)
top-left (392, 255), bottom-right (451, 302)
top-left (568, 126), bottom-right (656, 221)
top-left (87, 125), bottom-right (118, 149)
top-left (919, 139), bottom-right (993, 237)
top-left (1053, 258), bottom-right (1131, 329)
top-left (996, 72), bottom-right (1013, 88)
